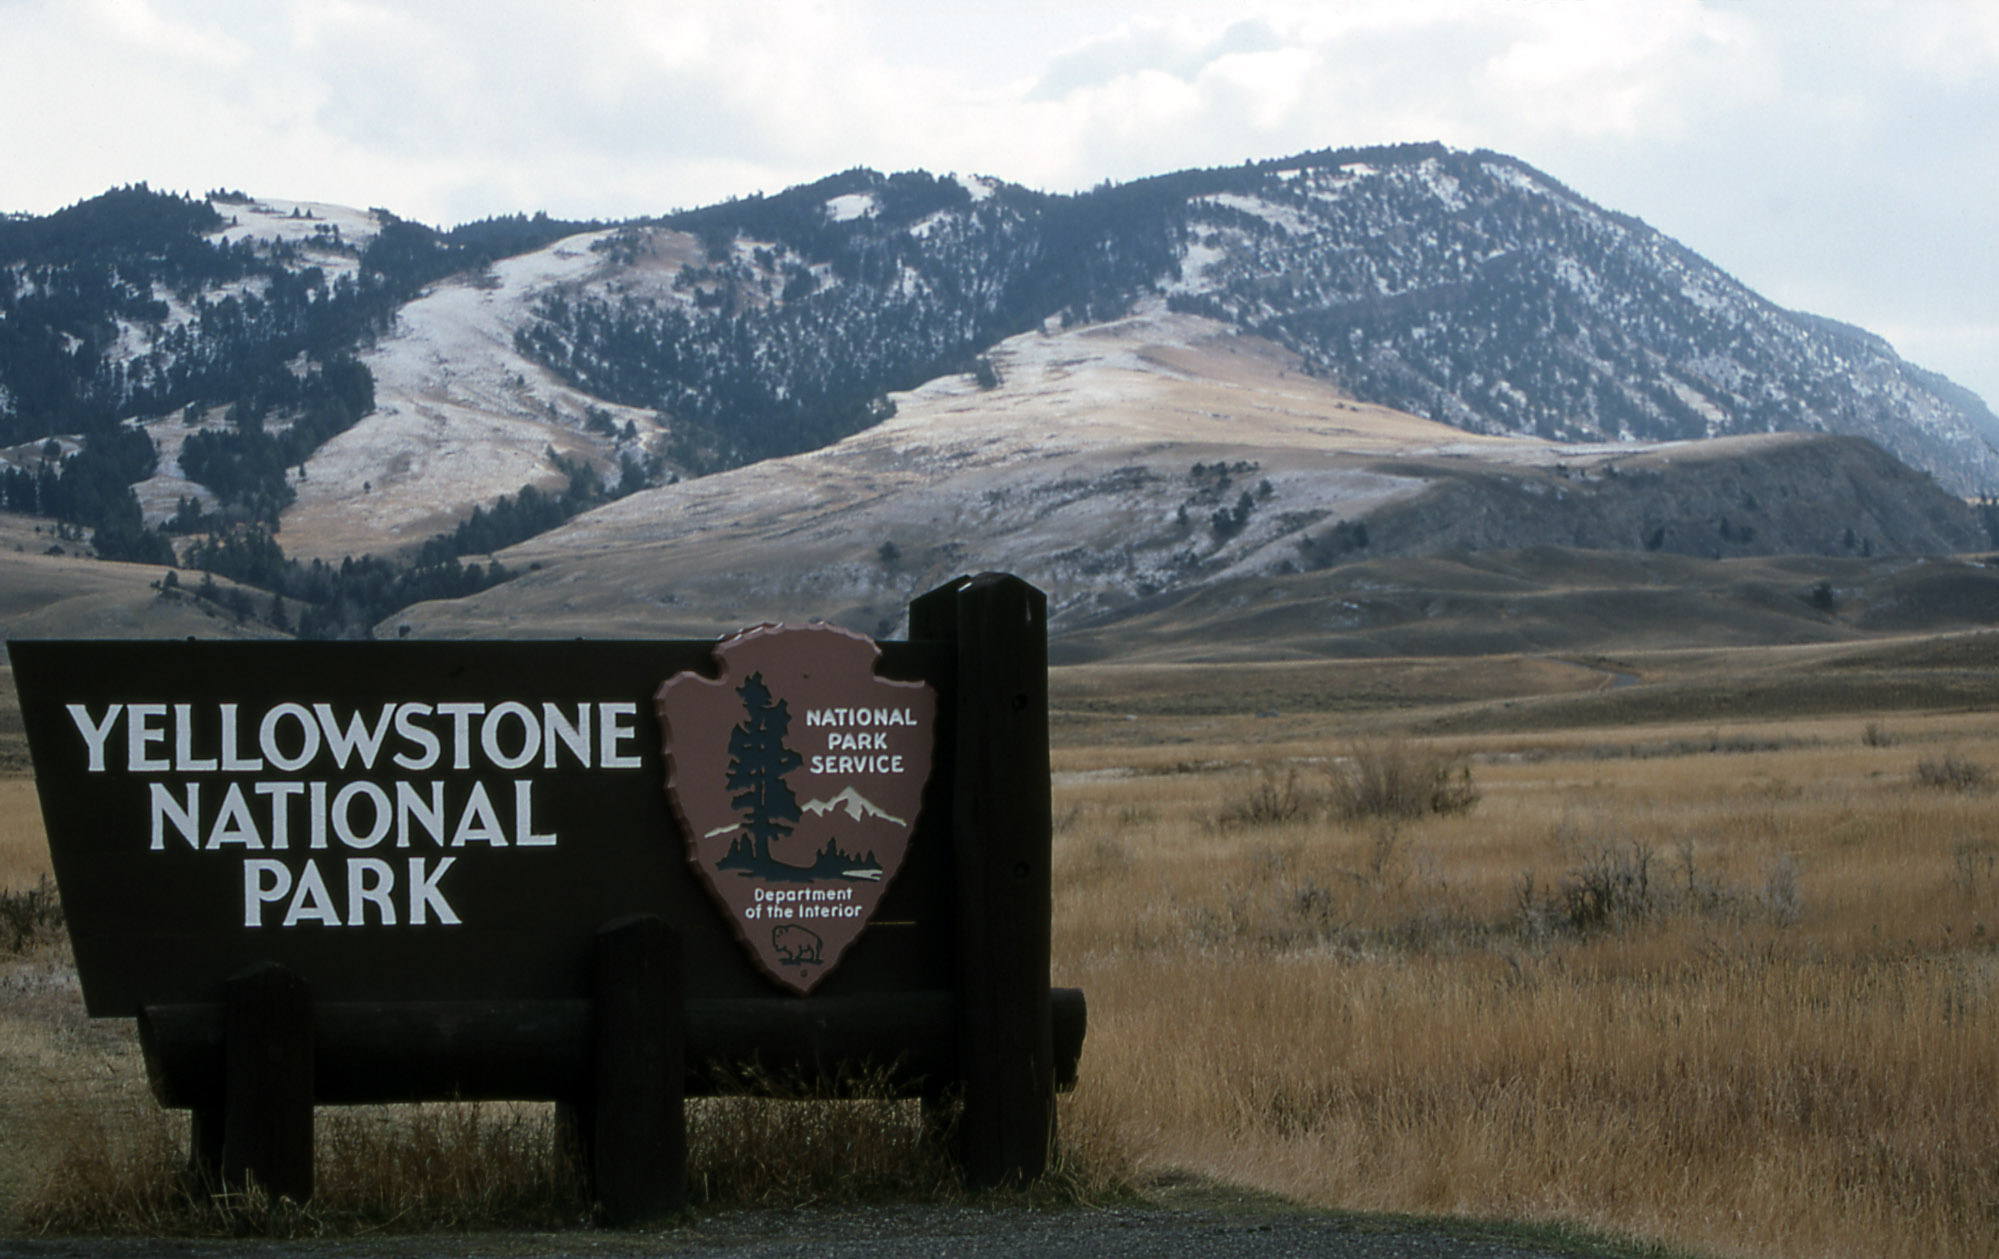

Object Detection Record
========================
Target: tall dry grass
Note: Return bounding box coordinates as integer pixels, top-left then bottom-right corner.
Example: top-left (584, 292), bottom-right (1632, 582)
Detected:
top-left (35, 1095), bottom-right (1026, 1235)
top-left (1051, 711), bottom-right (1999, 1258)
top-left (0, 754), bottom-right (1138, 1237)
top-left (12, 1083), bottom-right (1130, 1235)
top-left (18, 1095), bottom-right (583, 1236)
top-left (7, 700), bottom-right (1999, 1250)
top-left (0, 778), bottom-right (51, 892)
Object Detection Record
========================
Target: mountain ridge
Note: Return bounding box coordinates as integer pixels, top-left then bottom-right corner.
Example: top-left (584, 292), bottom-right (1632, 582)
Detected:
top-left (385, 302), bottom-right (1989, 648)
top-left (2, 147), bottom-right (1997, 648)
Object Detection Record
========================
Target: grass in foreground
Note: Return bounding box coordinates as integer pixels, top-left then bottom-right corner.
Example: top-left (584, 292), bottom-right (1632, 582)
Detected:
top-left (1052, 709), bottom-right (1999, 1259)
top-left (13, 1085), bottom-right (1136, 1236)
top-left (6, 649), bottom-right (1999, 1255)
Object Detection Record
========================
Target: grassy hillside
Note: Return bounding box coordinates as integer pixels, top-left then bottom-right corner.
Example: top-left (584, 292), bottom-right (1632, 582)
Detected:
top-left (1051, 548), bottom-right (1999, 665)
top-left (0, 513), bottom-right (287, 656)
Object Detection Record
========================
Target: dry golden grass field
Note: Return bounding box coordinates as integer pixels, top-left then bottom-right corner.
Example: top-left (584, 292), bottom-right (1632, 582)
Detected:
top-left (4, 633), bottom-right (1999, 1255)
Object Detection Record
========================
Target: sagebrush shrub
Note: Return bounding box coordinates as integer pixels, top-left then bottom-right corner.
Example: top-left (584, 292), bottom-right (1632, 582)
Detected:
top-left (1330, 738), bottom-right (1479, 821)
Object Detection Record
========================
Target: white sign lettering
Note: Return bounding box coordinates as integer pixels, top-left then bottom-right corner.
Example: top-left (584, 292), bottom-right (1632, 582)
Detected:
top-left (69, 699), bottom-right (643, 930)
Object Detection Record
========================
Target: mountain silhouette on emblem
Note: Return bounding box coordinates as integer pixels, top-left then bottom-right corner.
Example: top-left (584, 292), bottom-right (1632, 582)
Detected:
top-left (800, 786), bottom-right (908, 828)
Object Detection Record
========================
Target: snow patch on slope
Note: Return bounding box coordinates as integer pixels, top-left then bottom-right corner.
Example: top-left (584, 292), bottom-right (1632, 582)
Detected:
top-left (1198, 193), bottom-right (1310, 236)
top-left (208, 198), bottom-right (384, 256)
top-left (278, 228), bottom-right (666, 561)
top-left (826, 193), bottom-right (876, 223)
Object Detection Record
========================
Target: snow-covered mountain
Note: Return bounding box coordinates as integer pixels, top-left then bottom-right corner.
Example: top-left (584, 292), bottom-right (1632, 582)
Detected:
top-left (510, 145), bottom-right (1999, 495)
top-left (2, 147), bottom-right (1996, 644)
top-left (388, 302), bottom-right (1985, 644)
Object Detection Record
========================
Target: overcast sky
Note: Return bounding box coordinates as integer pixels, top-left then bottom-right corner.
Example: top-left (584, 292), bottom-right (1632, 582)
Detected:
top-left (5, 0), bottom-right (1996, 409)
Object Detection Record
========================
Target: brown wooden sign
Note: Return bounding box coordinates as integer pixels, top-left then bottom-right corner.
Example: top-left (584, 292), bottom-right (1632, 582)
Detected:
top-left (8, 637), bottom-right (956, 1016)
top-left (657, 624), bottom-right (936, 993)
top-left (8, 573), bottom-right (1071, 1213)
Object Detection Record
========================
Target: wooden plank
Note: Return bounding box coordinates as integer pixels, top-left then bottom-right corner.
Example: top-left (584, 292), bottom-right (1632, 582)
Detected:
top-left (553, 1100), bottom-right (592, 1186)
top-left (908, 574), bottom-right (1056, 1187)
top-left (138, 989), bottom-right (1085, 1107)
top-left (589, 914), bottom-right (685, 1226)
top-left (221, 962), bottom-right (314, 1201)
top-left (187, 1106), bottom-right (223, 1189)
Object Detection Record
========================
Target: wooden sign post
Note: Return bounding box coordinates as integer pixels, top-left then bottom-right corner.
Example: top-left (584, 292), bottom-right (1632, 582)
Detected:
top-left (11, 573), bottom-right (1080, 1219)
top-left (910, 573), bottom-right (1055, 1184)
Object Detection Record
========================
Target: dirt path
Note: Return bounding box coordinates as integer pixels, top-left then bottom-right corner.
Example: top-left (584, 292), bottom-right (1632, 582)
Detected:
top-left (0, 1200), bottom-right (1633, 1259)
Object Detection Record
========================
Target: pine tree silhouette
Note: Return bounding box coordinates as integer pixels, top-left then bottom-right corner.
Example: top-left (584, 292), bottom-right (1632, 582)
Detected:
top-left (724, 671), bottom-right (803, 871)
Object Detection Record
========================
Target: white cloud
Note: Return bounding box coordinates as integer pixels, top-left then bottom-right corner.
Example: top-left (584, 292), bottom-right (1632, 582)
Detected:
top-left (9, 0), bottom-right (1782, 218)
top-left (1882, 0), bottom-right (1999, 82)
top-left (0, 0), bottom-right (1993, 405)
top-left (1028, 16), bottom-right (1286, 99)
top-left (87, 0), bottom-right (246, 66)
top-left (1476, 0), bottom-right (1766, 138)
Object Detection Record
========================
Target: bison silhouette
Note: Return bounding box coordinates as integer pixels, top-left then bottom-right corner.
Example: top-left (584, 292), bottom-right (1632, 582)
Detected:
top-left (771, 924), bottom-right (823, 966)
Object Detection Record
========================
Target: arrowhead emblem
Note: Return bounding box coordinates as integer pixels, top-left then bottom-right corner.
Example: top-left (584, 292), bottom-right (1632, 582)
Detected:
top-left (655, 624), bottom-right (936, 994)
